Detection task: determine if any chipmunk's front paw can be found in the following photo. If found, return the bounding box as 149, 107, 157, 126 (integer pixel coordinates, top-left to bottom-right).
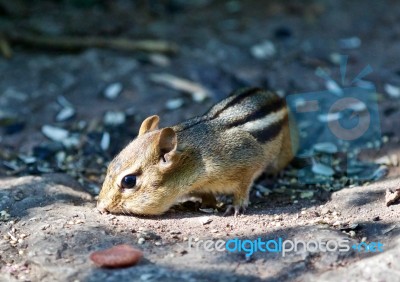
223, 204, 246, 217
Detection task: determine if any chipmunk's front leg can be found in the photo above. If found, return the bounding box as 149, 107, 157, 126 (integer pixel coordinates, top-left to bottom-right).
223, 180, 252, 217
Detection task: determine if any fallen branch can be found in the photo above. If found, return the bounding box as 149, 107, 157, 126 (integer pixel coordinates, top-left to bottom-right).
5, 32, 178, 54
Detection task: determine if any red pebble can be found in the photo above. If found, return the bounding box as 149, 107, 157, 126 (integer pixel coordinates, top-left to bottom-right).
90, 244, 143, 268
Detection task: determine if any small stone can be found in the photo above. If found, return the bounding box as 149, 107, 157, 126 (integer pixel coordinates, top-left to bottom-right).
250, 40, 276, 59
140, 274, 154, 281
104, 83, 123, 100
90, 244, 143, 268
104, 111, 126, 126
384, 83, 400, 98
166, 98, 184, 110
100, 132, 110, 151
329, 53, 342, 65
56, 107, 75, 122
42, 125, 69, 142
312, 163, 334, 176
349, 231, 356, 238
138, 238, 146, 245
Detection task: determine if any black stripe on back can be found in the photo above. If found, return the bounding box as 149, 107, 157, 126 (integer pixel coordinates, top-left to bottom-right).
175, 87, 263, 132
227, 96, 285, 128
208, 87, 263, 118
250, 115, 287, 143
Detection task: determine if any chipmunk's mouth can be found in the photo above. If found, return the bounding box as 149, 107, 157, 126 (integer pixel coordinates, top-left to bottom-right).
96, 200, 110, 214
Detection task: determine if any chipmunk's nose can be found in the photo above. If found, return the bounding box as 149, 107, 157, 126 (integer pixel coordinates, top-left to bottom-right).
96, 201, 109, 214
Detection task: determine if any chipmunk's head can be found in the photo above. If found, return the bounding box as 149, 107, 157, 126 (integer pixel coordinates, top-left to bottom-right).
97, 115, 184, 215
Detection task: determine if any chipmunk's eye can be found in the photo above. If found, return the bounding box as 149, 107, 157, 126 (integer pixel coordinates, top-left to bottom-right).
121, 175, 136, 189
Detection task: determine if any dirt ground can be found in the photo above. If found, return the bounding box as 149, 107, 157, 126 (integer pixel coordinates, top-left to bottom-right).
1, 0, 400, 281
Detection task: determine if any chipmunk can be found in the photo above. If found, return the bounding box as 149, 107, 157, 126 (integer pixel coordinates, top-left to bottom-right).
97, 87, 298, 216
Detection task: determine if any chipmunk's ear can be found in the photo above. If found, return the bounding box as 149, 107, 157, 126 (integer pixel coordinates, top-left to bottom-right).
139, 115, 160, 136
158, 128, 180, 168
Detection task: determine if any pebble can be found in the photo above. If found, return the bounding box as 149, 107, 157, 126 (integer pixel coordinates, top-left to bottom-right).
384, 83, 400, 98
329, 53, 342, 65
349, 231, 356, 238
100, 132, 110, 151
166, 98, 184, 110
104, 111, 126, 126
57, 96, 73, 108
104, 83, 123, 100
42, 125, 69, 142
138, 238, 146, 245
56, 107, 75, 122
250, 40, 276, 59
90, 244, 143, 268
312, 163, 334, 176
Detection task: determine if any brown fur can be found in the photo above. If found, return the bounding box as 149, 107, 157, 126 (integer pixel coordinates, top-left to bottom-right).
97, 88, 298, 215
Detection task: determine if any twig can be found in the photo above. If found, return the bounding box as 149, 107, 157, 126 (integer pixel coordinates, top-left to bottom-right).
150, 73, 211, 102
5, 32, 178, 54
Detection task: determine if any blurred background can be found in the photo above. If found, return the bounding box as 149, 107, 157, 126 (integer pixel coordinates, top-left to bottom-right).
0, 0, 399, 194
